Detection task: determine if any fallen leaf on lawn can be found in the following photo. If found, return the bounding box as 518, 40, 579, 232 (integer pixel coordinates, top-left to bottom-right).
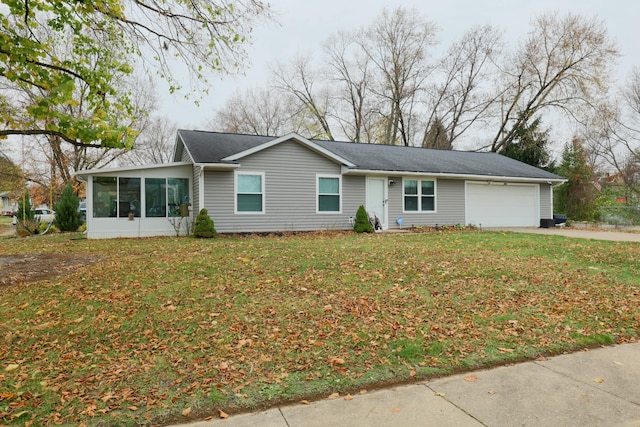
594, 378, 605, 383
328, 392, 340, 399
464, 374, 478, 382
409, 369, 416, 377
359, 389, 367, 395
5, 364, 19, 372
498, 347, 515, 353
344, 394, 353, 401
219, 409, 229, 419
74, 316, 84, 323
182, 407, 192, 417
391, 407, 401, 413
330, 357, 345, 366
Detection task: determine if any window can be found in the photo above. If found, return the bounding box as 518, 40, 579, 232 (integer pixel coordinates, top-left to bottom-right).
318, 175, 341, 213
168, 178, 190, 217
404, 179, 435, 212
145, 178, 189, 218
145, 178, 166, 217
236, 172, 264, 213
118, 178, 141, 217
95, 176, 189, 219
93, 177, 117, 217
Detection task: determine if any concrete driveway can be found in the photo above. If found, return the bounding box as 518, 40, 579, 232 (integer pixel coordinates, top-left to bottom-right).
494, 227, 640, 242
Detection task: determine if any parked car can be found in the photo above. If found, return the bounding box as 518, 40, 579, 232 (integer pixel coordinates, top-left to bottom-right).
78, 201, 86, 223
12, 209, 56, 225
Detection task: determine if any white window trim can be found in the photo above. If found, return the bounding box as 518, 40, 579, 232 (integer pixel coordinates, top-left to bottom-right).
234, 171, 265, 214
316, 174, 342, 214
402, 177, 437, 213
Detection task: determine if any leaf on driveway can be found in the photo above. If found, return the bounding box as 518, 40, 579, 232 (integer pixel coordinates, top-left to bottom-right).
594, 378, 605, 383
464, 374, 478, 382
218, 409, 229, 419
391, 407, 401, 413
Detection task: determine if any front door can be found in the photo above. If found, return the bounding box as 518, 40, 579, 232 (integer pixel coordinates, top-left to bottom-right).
366, 177, 387, 229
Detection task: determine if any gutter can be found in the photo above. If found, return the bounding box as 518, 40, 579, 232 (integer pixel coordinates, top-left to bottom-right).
341, 167, 566, 184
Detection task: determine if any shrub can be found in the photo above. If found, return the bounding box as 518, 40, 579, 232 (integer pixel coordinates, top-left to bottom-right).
353, 205, 373, 233
14, 191, 34, 223
193, 208, 216, 238
54, 182, 81, 231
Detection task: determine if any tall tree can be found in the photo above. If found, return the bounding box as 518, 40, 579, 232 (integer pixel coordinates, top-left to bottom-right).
427, 25, 502, 147
324, 31, 375, 143
272, 54, 335, 140
212, 87, 299, 137
122, 116, 178, 165
358, 7, 438, 146
0, 153, 22, 194
489, 13, 619, 153
0, 0, 270, 148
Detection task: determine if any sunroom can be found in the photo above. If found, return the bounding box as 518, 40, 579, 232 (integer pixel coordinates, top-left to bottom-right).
78, 162, 193, 239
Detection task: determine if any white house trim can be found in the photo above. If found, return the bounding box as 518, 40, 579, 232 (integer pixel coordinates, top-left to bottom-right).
342, 167, 566, 184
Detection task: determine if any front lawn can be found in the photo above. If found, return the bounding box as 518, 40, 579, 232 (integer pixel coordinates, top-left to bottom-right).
1, 230, 638, 426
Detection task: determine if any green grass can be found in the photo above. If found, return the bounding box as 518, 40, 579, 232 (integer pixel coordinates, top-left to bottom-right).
0, 230, 638, 426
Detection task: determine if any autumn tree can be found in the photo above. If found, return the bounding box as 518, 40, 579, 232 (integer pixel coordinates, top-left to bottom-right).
427, 25, 502, 146
0, 153, 22, 194
489, 13, 619, 153
121, 116, 177, 165
358, 7, 438, 146
212, 87, 301, 137
324, 32, 376, 143
1, 0, 270, 149
272, 54, 336, 140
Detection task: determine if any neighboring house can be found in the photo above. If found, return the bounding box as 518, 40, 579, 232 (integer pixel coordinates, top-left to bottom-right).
1, 191, 15, 215
78, 131, 565, 239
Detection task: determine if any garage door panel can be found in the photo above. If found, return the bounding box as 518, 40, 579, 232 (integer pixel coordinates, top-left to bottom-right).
466, 183, 537, 227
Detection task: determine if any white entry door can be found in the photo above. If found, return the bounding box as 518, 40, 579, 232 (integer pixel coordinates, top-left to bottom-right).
366, 177, 387, 229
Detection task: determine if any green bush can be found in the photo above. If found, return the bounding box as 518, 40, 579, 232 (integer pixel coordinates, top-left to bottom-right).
353, 205, 373, 233
14, 191, 34, 222
54, 182, 81, 231
193, 208, 216, 238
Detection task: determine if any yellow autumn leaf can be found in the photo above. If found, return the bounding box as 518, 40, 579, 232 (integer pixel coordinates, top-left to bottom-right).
182, 407, 192, 417
5, 364, 19, 372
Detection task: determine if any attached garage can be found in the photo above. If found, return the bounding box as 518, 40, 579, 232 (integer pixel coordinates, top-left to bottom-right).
466, 182, 539, 227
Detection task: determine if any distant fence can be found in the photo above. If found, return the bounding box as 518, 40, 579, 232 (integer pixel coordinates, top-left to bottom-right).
600, 206, 640, 226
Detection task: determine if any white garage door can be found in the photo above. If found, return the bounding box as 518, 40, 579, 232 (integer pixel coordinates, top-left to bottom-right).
466, 182, 538, 227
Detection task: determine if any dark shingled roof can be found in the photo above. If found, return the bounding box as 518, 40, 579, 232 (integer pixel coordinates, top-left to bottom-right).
177, 130, 564, 181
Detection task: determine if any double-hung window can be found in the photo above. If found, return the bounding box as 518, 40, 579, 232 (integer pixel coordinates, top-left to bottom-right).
317, 175, 341, 213
236, 172, 264, 213
403, 179, 436, 212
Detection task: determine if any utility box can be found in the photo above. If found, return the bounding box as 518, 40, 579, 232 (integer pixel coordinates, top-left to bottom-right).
540, 218, 555, 228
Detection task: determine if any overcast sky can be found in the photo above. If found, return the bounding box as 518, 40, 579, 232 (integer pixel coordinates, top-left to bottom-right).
159, 0, 640, 131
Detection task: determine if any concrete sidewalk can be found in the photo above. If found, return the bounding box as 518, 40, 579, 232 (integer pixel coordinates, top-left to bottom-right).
173, 341, 640, 427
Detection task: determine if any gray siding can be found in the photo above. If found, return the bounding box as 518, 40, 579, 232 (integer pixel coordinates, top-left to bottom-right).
387, 177, 466, 229
192, 166, 201, 214
180, 145, 191, 162
540, 183, 552, 219
203, 140, 364, 232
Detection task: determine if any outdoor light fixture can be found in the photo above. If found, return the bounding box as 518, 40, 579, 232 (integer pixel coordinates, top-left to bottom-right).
389, 179, 395, 186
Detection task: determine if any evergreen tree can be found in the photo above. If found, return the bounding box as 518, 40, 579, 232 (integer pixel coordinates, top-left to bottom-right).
422, 118, 452, 150
193, 208, 216, 238
353, 205, 373, 233
54, 182, 81, 231
501, 117, 552, 168
14, 190, 34, 222
554, 138, 597, 221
